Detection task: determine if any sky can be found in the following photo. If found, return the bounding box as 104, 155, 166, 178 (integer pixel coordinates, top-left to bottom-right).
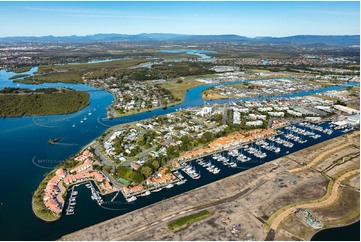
0, 1, 359, 37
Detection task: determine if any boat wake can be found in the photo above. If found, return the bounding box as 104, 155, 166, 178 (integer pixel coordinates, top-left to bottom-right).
96, 115, 113, 127
98, 204, 129, 211
53, 143, 78, 146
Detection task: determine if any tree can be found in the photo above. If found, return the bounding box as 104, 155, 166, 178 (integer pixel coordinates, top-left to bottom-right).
202, 131, 213, 142
152, 160, 160, 170
130, 171, 144, 183
103, 166, 111, 173
140, 166, 153, 178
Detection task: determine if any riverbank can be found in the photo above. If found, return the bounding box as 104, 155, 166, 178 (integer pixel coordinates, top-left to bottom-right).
0, 88, 90, 117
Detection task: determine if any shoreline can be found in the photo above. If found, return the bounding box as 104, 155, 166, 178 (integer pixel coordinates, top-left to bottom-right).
59, 131, 360, 241
306, 218, 360, 241
31, 196, 60, 222
0, 88, 91, 118
59, 156, 276, 240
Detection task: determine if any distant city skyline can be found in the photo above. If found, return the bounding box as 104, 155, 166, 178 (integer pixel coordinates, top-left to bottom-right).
0, 1, 359, 37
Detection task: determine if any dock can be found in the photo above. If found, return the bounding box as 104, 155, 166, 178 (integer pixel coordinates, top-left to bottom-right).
65, 186, 77, 216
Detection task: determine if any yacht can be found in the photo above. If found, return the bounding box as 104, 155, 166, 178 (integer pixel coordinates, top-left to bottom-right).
126, 196, 137, 202
176, 179, 187, 185
165, 183, 174, 189
140, 190, 151, 196
152, 187, 163, 192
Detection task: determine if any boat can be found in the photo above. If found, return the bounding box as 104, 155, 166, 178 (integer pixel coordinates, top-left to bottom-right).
126, 196, 137, 202
165, 183, 174, 189
176, 179, 186, 185
140, 190, 151, 196
48, 137, 62, 144
152, 188, 163, 192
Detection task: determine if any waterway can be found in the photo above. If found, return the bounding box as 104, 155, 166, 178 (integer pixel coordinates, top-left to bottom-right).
0, 64, 358, 240
159, 49, 216, 59
311, 221, 360, 241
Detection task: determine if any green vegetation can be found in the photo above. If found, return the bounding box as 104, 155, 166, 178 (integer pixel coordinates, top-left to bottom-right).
18, 58, 148, 84
17, 58, 214, 85
0, 88, 90, 117
32, 169, 60, 222
116, 166, 144, 184
9, 74, 30, 80
20, 71, 84, 84
167, 210, 213, 231
160, 74, 215, 103
312, 188, 359, 227
11, 66, 32, 73
125, 62, 214, 81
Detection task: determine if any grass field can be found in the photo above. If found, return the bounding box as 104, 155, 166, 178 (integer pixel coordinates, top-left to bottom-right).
160, 74, 216, 103
167, 210, 213, 232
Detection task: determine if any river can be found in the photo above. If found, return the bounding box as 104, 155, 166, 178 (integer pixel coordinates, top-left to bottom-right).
0, 63, 358, 240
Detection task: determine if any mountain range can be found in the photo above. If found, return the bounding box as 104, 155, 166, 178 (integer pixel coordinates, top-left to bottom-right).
0, 33, 359, 46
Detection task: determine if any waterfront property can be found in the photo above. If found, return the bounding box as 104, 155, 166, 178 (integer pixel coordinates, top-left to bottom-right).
38, 149, 115, 217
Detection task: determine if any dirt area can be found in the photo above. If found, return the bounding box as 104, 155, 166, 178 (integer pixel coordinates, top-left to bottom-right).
325, 155, 360, 177
275, 214, 315, 240
254, 170, 327, 220
316, 146, 359, 172
347, 175, 360, 189
60, 132, 359, 241
309, 188, 360, 228
287, 136, 347, 169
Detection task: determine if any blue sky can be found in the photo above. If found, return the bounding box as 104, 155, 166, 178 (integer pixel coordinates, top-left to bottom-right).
0, 1, 359, 37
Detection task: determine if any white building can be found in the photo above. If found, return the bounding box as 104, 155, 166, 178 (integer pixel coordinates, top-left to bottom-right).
246, 120, 263, 126
233, 111, 241, 124
268, 111, 285, 117
258, 107, 273, 112
200, 106, 213, 117
333, 105, 360, 115
287, 110, 302, 117
249, 113, 267, 120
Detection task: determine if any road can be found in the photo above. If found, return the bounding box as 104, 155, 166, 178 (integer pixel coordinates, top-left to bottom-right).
289, 134, 354, 173
270, 168, 360, 231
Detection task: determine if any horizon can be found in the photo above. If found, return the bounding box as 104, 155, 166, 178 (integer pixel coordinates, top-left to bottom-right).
1, 32, 360, 38
0, 1, 359, 37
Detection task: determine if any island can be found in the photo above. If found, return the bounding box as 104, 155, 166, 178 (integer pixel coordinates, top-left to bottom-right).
0, 88, 90, 117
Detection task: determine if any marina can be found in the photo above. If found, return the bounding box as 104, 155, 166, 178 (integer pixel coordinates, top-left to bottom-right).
0, 65, 358, 240
65, 187, 78, 216
111, 121, 357, 208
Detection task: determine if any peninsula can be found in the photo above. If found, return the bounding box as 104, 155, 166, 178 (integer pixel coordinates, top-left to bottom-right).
0, 88, 90, 117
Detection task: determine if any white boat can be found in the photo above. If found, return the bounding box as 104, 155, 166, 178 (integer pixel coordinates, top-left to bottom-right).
152, 188, 163, 192
165, 184, 174, 189
229, 162, 237, 168
176, 179, 186, 185
140, 190, 151, 196
126, 196, 137, 202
